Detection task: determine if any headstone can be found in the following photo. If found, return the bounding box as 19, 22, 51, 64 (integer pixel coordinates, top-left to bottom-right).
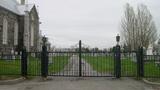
48, 53, 53, 64
146, 47, 153, 55
121, 53, 124, 60
131, 53, 137, 62
31, 53, 35, 58
11, 48, 15, 60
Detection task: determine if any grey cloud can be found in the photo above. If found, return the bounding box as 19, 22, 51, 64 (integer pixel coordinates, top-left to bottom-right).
28, 0, 160, 48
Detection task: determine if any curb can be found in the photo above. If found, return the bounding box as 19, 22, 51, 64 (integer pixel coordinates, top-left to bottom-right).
142, 78, 160, 85
0, 77, 25, 85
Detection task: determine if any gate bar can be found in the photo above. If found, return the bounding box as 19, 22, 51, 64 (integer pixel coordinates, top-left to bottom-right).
79, 40, 82, 77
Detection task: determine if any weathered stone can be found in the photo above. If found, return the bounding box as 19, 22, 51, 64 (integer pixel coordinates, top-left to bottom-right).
0, 2, 40, 54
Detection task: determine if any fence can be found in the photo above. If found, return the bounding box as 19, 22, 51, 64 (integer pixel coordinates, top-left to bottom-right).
27, 52, 41, 76
143, 55, 160, 78
120, 51, 137, 77
0, 41, 160, 78
0, 53, 21, 75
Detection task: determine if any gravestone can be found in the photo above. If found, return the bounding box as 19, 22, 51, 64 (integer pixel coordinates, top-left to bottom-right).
11, 49, 15, 60
131, 53, 137, 62
48, 53, 53, 64
31, 53, 35, 58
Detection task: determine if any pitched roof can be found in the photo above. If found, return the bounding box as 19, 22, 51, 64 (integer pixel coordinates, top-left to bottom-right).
0, 0, 35, 15
17, 4, 35, 15
0, 0, 20, 14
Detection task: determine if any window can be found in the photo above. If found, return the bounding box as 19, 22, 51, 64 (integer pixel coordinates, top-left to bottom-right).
14, 21, 18, 45
31, 23, 34, 46
2, 17, 8, 45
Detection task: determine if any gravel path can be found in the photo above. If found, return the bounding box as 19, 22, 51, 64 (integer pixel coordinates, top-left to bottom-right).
52, 55, 101, 76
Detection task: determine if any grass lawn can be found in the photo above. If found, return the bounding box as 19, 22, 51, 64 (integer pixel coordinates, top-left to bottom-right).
28, 55, 70, 75
121, 58, 137, 76
83, 55, 114, 74
0, 55, 70, 76
48, 56, 69, 74
83, 55, 160, 77
83, 55, 137, 76
27, 56, 41, 75
144, 61, 160, 78
0, 59, 21, 75
1, 54, 159, 78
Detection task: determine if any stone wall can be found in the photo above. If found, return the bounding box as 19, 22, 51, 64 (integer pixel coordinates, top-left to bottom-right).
29, 6, 39, 52
0, 7, 19, 54
0, 6, 40, 53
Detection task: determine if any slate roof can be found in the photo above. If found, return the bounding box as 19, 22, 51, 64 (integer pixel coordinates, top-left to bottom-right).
17, 4, 34, 15
0, 0, 34, 15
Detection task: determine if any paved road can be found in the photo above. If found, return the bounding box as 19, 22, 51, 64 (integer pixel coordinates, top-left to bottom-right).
0, 77, 157, 90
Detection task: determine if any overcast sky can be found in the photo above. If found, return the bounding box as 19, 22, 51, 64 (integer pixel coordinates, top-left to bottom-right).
26, 0, 160, 48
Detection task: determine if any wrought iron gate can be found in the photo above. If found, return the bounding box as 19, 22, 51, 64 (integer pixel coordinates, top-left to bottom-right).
1, 40, 160, 78
47, 40, 116, 77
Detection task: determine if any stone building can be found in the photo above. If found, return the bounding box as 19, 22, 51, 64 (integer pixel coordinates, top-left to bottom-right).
0, 0, 40, 53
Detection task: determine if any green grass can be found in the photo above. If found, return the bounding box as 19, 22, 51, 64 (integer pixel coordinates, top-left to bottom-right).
48, 56, 69, 74
0, 59, 21, 75
1, 54, 159, 78
0, 55, 70, 76
28, 55, 70, 75
83, 56, 114, 74
27, 56, 41, 75
144, 61, 160, 77
121, 58, 137, 76
83, 55, 160, 77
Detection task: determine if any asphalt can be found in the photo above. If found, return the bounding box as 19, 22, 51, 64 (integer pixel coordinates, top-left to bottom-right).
0, 77, 156, 90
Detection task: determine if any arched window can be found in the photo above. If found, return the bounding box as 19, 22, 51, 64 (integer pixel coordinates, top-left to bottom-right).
31, 23, 34, 46
2, 17, 8, 45
30, 14, 35, 47
14, 21, 18, 45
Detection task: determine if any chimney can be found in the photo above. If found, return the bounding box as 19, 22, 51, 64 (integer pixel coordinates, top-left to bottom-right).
21, 0, 25, 5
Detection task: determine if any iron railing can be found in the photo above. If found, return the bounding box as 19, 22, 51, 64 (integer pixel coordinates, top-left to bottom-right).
0, 41, 160, 79
0, 53, 21, 75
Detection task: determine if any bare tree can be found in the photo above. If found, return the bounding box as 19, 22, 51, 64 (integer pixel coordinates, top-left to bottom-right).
121, 3, 136, 51
120, 3, 157, 51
